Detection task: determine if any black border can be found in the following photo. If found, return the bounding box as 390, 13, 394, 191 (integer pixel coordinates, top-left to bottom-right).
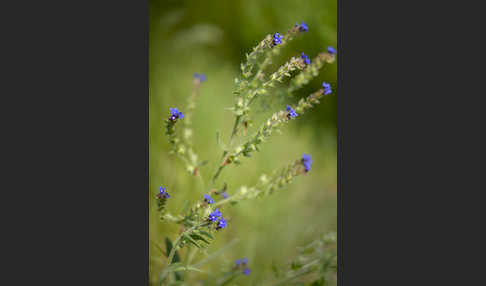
337, 0, 343, 282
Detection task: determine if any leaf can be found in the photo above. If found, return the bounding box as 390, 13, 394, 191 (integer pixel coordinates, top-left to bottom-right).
190, 233, 211, 244
160, 263, 204, 282
150, 240, 166, 256
171, 265, 204, 273
198, 230, 214, 240
165, 237, 181, 262
183, 233, 201, 248
164, 237, 173, 258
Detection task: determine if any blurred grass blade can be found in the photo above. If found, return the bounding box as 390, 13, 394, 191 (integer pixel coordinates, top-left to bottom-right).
193, 239, 239, 268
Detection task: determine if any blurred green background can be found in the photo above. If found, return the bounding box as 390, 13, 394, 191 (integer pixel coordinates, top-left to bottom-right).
150, 0, 337, 284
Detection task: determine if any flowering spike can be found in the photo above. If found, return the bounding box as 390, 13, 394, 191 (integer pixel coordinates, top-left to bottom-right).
288, 52, 336, 95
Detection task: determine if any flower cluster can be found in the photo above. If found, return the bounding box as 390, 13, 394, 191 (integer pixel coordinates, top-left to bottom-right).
273, 33, 283, 45
169, 107, 185, 121
157, 186, 170, 199
193, 73, 207, 82
302, 154, 313, 172
286, 104, 298, 119
322, 82, 332, 95
328, 46, 337, 55
301, 52, 311, 65
156, 186, 170, 212
208, 208, 222, 222
298, 21, 309, 32
216, 217, 227, 229
204, 194, 214, 204
235, 258, 251, 275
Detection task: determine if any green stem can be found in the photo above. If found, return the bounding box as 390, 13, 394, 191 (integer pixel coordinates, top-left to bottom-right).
166, 225, 198, 266
209, 113, 242, 188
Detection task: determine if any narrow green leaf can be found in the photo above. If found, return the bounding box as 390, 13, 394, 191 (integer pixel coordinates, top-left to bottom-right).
190, 233, 211, 244
183, 234, 201, 248
198, 230, 214, 240
171, 265, 204, 273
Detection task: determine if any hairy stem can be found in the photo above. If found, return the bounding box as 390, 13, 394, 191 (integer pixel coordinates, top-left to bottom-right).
209, 113, 241, 188
166, 225, 198, 266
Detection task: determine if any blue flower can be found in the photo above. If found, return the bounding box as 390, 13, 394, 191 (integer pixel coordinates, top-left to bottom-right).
273, 33, 283, 45
216, 217, 227, 229
286, 104, 298, 119
204, 194, 214, 204
235, 257, 248, 265
222, 192, 229, 199
242, 268, 251, 275
302, 154, 313, 172
169, 107, 185, 121
208, 208, 222, 222
193, 73, 207, 82
158, 186, 170, 199
328, 46, 337, 55
322, 82, 332, 95
301, 52, 310, 65
298, 21, 308, 32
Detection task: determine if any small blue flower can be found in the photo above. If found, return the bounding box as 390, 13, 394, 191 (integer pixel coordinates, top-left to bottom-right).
222, 192, 229, 199
216, 217, 227, 229
193, 73, 207, 82
158, 186, 170, 199
286, 104, 298, 119
235, 259, 242, 266
328, 46, 337, 55
242, 268, 251, 275
300, 52, 310, 65
208, 208, 222, 222
204, 194, 214, 204
302, 154, 313, 172
298, 21, 308, 32
241, 257, 248, 264
273, 33, 283, 45
322, 82, 332, 95
169, 107, 185, 121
